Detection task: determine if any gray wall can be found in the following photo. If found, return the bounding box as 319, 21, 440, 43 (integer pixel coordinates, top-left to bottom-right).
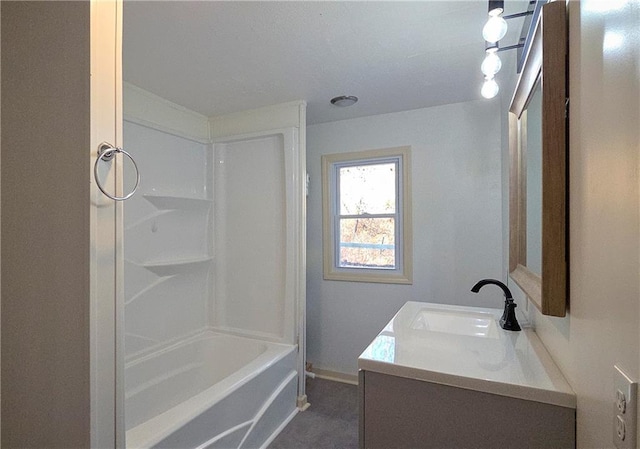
1, 2, 91, 447
306, 99, 504, 375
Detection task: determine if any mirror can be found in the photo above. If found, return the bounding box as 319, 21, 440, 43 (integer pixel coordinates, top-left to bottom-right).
509, 1, 568, 317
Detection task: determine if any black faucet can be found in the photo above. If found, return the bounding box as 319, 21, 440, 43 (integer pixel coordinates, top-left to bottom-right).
471, 279, 521, 332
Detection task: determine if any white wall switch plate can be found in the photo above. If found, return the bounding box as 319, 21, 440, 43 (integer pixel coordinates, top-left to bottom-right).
613, 365, 637, 449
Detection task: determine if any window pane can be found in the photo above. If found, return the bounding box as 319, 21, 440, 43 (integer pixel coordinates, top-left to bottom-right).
339, 163, 396, 215
339, 218, 395, 269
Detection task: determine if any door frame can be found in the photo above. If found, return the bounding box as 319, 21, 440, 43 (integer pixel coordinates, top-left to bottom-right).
90, 0, 124, 446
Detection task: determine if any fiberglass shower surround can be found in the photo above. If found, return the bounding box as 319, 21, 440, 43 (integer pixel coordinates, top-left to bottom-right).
121, 87, 304, 448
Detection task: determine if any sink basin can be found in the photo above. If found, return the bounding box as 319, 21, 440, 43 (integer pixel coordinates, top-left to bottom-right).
410, 307, 499, 338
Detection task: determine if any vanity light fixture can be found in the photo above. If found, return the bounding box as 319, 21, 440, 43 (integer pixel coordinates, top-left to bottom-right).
479, 0, 534, 100
330, 95, 358, 107
488, 0, 504, 16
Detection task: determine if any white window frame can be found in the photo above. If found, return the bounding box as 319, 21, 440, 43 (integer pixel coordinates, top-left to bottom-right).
322, 146, 412, 284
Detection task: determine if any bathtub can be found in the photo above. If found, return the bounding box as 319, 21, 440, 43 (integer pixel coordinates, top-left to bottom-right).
126, 331, 298, 448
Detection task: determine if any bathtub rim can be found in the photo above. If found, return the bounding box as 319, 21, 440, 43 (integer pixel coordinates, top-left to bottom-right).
125, 328, 268, 369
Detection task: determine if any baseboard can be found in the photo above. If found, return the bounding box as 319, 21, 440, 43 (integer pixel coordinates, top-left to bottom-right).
312, 368, 359, 385
259, 408, 298, 449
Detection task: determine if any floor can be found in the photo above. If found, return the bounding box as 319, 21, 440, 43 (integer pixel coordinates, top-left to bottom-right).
269, 377, 359, 449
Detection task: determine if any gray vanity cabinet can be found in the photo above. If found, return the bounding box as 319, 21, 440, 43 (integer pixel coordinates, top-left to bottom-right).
359, 370, 575, 449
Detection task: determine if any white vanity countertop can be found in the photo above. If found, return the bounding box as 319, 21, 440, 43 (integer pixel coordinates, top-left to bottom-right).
358, 301, 576, 409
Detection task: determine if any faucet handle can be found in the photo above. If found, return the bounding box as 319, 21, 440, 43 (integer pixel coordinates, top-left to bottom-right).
500, 300, 521, 331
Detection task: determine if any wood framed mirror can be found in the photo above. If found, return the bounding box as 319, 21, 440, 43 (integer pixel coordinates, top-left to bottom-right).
509, 1, 568, 317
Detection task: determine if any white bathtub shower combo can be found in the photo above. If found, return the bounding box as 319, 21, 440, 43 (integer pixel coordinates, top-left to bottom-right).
122, 85, 306, 448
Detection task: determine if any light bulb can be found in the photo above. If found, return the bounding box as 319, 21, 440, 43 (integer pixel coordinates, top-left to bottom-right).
481, 78, 499, 99
481, 52, 502, 76
482, 16, 508, 43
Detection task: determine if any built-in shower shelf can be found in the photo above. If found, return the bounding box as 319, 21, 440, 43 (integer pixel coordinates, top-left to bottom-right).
142, 256, 213, 276
143, 194, 213, 210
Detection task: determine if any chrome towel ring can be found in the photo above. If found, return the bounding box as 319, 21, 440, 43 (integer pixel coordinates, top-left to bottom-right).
94, 142, 140, 201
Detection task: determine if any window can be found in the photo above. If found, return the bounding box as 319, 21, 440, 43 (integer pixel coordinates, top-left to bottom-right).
322, 146, 412, 284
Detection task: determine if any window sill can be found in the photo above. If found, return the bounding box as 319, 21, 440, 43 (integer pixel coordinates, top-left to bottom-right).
323, 269, 412, 285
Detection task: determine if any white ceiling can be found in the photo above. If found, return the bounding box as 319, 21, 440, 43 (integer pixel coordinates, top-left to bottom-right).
123, 1, 527, 125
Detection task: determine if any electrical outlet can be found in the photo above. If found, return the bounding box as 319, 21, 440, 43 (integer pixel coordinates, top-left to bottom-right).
616, 415, 625, 441
613, 365, 637, 449
616, 389, 627, 414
